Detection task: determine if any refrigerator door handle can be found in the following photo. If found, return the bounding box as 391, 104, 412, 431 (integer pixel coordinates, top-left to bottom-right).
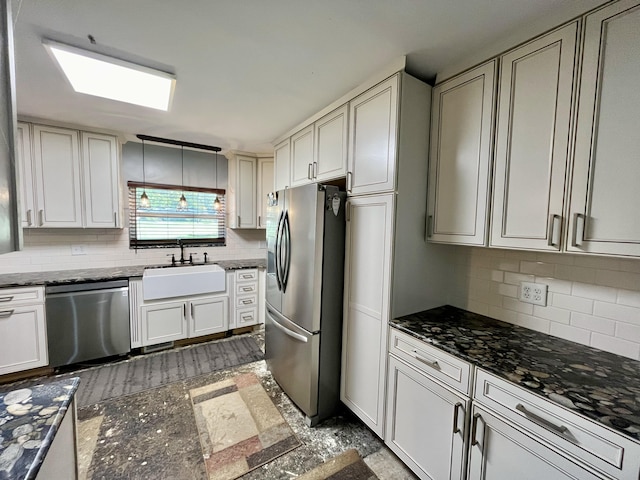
267, 308, 308, 343
281, 210, 291, 293
275, 210, 285, 290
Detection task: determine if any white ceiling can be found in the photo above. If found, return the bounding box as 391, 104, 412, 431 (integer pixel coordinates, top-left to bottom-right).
11, 0, 605, 153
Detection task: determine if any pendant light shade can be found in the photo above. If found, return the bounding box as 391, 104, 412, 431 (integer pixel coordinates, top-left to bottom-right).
178, 146, 188, 210
213, 150, 222, 211
139, 138, 150, 209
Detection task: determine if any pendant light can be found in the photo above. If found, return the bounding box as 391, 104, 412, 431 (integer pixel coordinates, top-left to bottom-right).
213, 149, 222, 211
139, 138, 150, 209
178, 145, 188, 210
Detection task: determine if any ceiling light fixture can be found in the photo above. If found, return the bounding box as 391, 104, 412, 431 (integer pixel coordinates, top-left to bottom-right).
213, 150, 222, 211
139, 139, 150, 209
178, 146, 188, 210
43, 39, 176, 111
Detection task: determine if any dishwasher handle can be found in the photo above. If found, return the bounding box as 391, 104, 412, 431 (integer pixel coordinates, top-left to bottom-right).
46, 279, 129, 295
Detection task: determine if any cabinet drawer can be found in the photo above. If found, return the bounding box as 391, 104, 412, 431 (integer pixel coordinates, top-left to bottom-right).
389, 328, 472, 395
474, 369, 640, 479
235, 269, 257, 282
0, 286, 44, 306
236, 294, 257, 308
236, 283, 257, 295
236, 307, 258, 327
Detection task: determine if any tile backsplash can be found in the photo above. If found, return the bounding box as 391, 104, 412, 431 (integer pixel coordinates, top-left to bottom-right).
448, 247, 640, 360
0, 227, 266, 274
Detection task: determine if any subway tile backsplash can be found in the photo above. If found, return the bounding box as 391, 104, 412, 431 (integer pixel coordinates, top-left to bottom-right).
0, 227, 266, 274
449, 246, 640, 360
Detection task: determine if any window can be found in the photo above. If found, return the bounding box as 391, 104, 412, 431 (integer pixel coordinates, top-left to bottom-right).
128, 182, 225, 248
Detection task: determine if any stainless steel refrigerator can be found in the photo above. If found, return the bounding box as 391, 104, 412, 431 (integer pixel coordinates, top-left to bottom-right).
265, 183, 347, 426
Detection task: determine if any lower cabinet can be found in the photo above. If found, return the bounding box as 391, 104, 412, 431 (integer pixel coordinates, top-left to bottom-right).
385, 330, 640, 480
129, 269, 263, 349
0, 286, 48, 375
467, 405, 601, 480
140, 301, 189, 346
386, 356, 468, 480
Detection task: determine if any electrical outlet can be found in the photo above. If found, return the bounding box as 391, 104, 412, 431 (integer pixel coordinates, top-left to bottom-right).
520, 282, 548, 306
71, 245, 87, 255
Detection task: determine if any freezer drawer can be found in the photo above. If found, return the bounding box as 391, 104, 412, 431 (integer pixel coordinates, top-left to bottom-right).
265, 305, 319, 421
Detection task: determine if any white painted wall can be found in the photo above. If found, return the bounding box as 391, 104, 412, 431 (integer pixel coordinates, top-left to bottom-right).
448, 246, 640, 361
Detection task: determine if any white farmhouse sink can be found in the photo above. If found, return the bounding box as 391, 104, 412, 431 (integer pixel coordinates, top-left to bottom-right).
142, 264, 226, 300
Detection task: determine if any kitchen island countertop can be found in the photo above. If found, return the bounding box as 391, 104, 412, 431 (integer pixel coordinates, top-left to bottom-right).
0, 377, 80, 480
0, 258, 266, 288
390, 305, 640, 442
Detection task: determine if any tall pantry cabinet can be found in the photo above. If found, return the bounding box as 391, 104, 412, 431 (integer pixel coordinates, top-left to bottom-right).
341, 72, 451, 437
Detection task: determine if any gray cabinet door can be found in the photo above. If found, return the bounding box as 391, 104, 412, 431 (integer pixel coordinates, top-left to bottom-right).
568, 0, 640, 256
427, 61, 496, 246
491, 22, 578, 251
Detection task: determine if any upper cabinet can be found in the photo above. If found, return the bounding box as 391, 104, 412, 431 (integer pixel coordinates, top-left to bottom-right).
273, 139, 290, 191
427, 61, 496, 246
81, 132, 120, 228
19, 122, 121, 229
32, 124, 83, 228
16, 123, 35, 228
314, 104, 348, 183
347, 76, 398, 196
567, 0, 640, 256
277, 103, 349, 190
257, 157, 274, 229
290, 124, 314, 187
227, 152, 273, 229
490, 22, 578, 251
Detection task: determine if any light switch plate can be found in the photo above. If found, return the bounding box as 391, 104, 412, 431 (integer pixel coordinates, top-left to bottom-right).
520, 282, 548, 306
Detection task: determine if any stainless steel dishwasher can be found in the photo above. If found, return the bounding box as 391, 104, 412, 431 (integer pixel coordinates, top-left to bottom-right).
45, 280, 131, 367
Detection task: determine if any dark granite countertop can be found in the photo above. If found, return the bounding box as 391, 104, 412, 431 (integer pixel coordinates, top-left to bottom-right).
390, 305, 640, 442
0, 377, 80, 480
0, 258, 266, 288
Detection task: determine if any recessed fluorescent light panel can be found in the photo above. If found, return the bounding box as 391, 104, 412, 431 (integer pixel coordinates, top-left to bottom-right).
43, 40, 175, 111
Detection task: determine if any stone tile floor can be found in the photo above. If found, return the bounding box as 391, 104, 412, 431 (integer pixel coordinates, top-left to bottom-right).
74, 331, 417, 480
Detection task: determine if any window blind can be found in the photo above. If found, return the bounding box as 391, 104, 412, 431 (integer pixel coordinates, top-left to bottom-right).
128, 182, 226, 248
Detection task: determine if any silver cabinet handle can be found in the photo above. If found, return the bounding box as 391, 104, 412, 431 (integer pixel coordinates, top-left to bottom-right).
114, 211, 118, 227
313, 162, 317, 179
347, 171, 353, 193
258, 216, 261, 227
515, 404, 569, 436
26, 209, 32, 226
241, 299, 253, 304
453, 402, 463, 434
237, 215, 241, 227
413, 349, 440, 370
346, 201, 351, 222
183, 304, 187, 319
308, 163, 313, 180
571, 213, 585, 247
0, 309, 15, 318
242, 286, 253, 292
427, 215, 433, 238
242, 313, 253, 321
190, 303, 194, 318
0, 296, 14, 302
241, 273, 253, 279
39, 209, 44, 226
471, 413, 481, 446
547, 214, 561, 247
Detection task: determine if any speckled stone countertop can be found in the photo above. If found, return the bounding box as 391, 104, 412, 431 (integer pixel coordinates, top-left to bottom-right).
0, 377, 80, 480
0, 258, 266, 288
390, 305, 640, 442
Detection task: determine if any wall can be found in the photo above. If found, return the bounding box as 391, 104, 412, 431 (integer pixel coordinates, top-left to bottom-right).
448, 246, 640, 360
